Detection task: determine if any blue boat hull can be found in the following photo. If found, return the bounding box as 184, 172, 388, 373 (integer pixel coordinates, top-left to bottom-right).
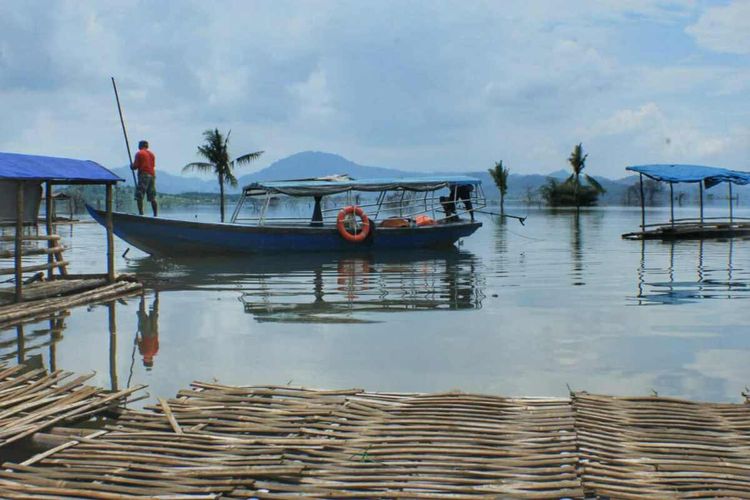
88, 207, 482, 256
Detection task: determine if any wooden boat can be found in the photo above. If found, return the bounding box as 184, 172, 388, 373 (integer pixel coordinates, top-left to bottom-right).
89, 176, 485, 256
622, 164, 750, 240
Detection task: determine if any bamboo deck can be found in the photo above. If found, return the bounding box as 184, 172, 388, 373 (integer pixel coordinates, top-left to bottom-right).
622, 221, 750, 240
0, 279, 142, 329
0, 378, 748, 499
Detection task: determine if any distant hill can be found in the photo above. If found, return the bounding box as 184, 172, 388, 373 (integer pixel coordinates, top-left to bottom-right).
238, 151, 410, 184
115, 151, 748, 206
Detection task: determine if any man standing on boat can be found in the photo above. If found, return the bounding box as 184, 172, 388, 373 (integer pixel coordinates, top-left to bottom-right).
131, 140, 158, 216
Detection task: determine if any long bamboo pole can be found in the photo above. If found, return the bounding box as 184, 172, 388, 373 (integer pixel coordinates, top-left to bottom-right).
111, 77, 137, 187
699, 181, 704, 224
15, 181, 24, 302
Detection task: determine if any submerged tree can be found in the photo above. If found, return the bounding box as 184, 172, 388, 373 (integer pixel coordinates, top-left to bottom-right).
488, 160, 510, 213
542, 143, 605, 208
183, 129, 264, 222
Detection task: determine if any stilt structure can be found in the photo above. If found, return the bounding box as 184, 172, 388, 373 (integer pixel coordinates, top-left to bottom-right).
623, 163, 750, 240
0, 152, 142, 324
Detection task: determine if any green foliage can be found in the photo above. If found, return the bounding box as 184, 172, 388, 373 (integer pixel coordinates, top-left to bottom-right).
540, 178, 602, 207
183, 129, 263, 221
488, 160, 510, 211
488, 160, 509, 197
542, 143, 605, 207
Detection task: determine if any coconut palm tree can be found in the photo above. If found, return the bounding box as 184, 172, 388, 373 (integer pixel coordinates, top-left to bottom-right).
565, 143, 604, 209
183, 129, 264, 222
488, 160, 510, 213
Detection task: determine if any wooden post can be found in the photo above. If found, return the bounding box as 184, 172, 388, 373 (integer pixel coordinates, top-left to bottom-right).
108, 302, 118, 391
16, 324, 25, 364
639, 174, 645, 230
729, 183, 734, 223
669, 182, 674, 227
45, 182, 54, 280
699, 181, 704, 224
106, 184, 115, 283
15, 181, 24, 303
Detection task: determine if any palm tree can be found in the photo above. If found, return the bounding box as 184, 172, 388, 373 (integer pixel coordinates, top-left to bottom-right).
183, 129, 264, 222
566, 143, 604, 209
488, 160, 510, 213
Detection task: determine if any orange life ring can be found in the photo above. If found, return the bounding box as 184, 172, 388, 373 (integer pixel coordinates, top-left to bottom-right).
336, 206, 371, 243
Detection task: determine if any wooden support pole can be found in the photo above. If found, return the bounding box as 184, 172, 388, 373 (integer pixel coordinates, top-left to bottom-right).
669, 182, 674, 227
108, 302, 118, 392
15, 181, 24, 302
729, 183, 734, 223
699, 181, 704, 224
16, 324, 24, 364
45, 182, 54, 280
105, 184, 115, 283
639, 174, 645, 230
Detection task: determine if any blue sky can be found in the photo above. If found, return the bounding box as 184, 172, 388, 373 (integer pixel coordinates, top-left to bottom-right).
1, 0, 748, 177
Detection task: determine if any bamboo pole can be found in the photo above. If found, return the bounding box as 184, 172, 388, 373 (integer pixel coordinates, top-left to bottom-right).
699, 181, 704, 224
638, 174, 645, 230
106, 184, 115, 283
729, 183, 734, 223
45, 182, 54, 280
108, 302, 118, 392
669, 182, 674, 227
15, 182, 24, 302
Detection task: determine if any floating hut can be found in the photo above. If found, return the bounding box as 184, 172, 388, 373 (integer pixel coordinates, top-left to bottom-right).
622, 164, 750, 240
0, 152, 141, 324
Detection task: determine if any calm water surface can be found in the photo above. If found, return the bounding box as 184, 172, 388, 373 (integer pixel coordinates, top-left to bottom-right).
2, 205, 749, 403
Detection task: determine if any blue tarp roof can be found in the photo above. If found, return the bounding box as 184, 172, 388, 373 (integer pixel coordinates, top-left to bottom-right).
244, 175, 481, 196
627, 164, 750, 188
0, 152, 122, 183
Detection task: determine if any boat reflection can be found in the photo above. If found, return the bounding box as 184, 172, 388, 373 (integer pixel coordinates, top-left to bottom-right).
634, 239, 749, 305
129, 250, 485, 324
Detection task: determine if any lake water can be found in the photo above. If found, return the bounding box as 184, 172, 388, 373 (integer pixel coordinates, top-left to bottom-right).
2, 204, 749, 404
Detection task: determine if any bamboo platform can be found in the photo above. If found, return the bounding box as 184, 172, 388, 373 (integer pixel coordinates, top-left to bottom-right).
0, 365, 142, 449
0, 380, 749, 498
0, 279, 142, 329
622, 221, 750, 240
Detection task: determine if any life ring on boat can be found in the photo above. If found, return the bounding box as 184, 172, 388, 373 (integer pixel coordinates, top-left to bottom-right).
336, 206, 371, 243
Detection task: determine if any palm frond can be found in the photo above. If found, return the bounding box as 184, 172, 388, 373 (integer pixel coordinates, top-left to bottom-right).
564, 174, 575, 185
235, 151, 264, 165
585, 174, 606, 193
225, 171, 238, 188
182, 162, 213, 173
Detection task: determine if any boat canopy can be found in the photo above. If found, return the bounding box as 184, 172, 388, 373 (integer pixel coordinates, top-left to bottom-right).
0, 152, 122, 184
627, 164, 750, 189
242, 175, 482, 197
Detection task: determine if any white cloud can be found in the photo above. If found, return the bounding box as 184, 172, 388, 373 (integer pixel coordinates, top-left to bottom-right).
686, 1, 750, 54
595, 102, 663, 135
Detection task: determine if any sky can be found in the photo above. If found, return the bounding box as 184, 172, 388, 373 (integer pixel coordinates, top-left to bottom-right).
1, 0, 749, 178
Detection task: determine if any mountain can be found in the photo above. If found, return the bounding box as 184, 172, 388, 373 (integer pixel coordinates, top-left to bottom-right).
116, 151, 748, 205
236, 151, 410, 184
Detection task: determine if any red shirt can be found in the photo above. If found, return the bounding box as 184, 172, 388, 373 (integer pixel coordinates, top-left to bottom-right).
133, 149, 156, 176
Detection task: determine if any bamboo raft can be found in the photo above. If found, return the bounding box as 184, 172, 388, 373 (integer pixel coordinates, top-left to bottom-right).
0, 377, 749, 499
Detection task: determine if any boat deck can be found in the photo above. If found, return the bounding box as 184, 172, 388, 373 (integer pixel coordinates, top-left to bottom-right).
1, 369, 749, 498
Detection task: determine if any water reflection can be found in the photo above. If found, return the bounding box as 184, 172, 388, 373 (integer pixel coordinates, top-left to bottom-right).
136, 293, 159, 368
128, 250, 484, 324
635, 239, 750, 305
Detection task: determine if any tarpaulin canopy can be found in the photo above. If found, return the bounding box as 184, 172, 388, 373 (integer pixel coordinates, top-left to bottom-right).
626, 164, 750, 189
0, 152, 122, 184
243, 175, 482, 197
